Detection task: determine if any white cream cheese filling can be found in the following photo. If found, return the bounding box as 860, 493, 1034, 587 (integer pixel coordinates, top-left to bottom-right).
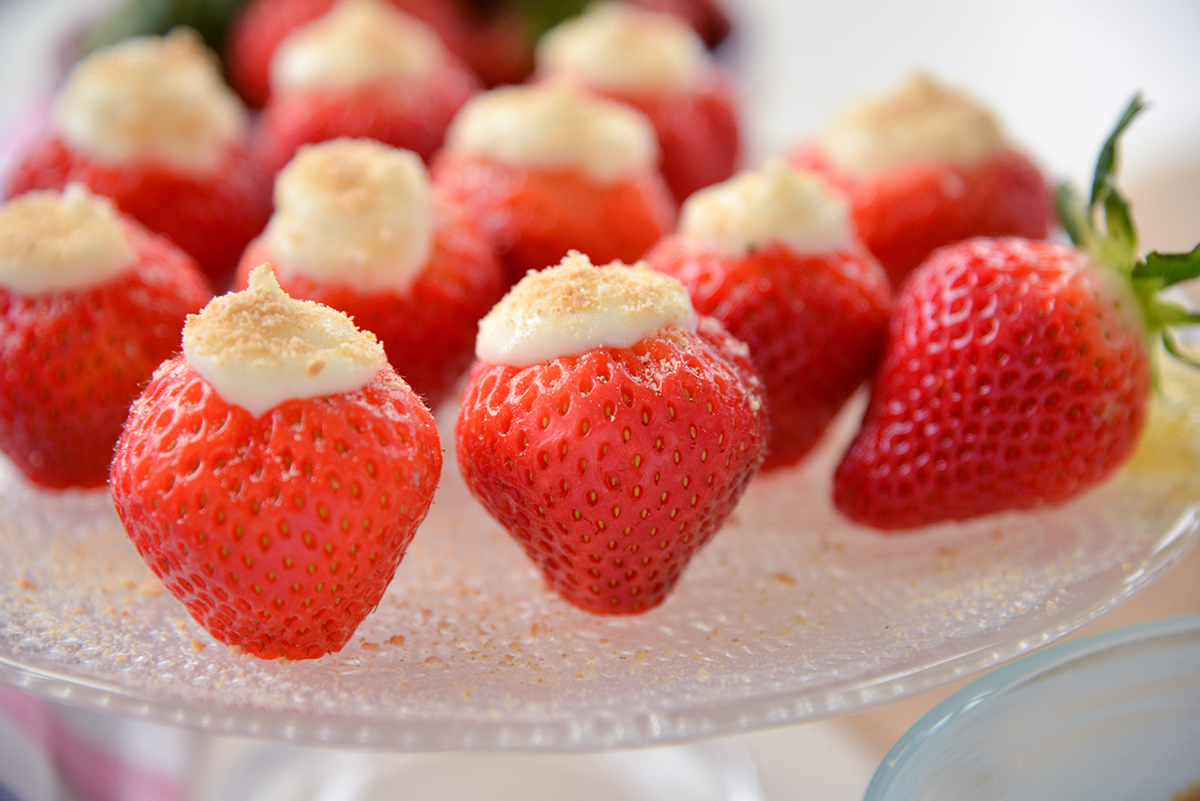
821, 72, 1006, 175
537, 3, 711, 93
443, 80, 659, 183
53, 29, 248, 175
476, 251, 698, 367
679, 161, 853, 257
265, 138, 433, 293
182, 265, 387, 417
0, 185, 138, 295
270, 0, 444, 91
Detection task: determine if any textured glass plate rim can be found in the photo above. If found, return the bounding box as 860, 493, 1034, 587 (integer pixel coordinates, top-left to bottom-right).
0, 395, 1198, 753
863, 611, 1200, 799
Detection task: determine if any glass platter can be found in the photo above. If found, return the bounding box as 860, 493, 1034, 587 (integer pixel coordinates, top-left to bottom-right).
1, 397, 1197, 752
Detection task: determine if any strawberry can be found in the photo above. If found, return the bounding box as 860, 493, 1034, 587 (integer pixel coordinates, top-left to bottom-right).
644, 162, 892, 470
534, 3, 741, 204
456, 253, 768, 613
254, 0, 482, 174
5, 31, 272, 290
0, 186, 211, 490
110, 266, 442, 659
833, 96, 1200, 530
234, 138, 506, 410
224, 0, 532, 108
786, 73, 1053, 288
431, 81, 677, 286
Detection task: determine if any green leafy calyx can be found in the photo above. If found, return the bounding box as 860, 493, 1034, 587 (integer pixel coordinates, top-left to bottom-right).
1057, 94, 1200, 369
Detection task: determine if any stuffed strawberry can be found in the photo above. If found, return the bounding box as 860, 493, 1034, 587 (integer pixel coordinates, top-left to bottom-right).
6, 30, 272, 289
786, 72, 1053, 288
111, 265, 442, 659
645, 161, 892, 470
432, 80, 677, 286
833, 96, 1200, 530
535, 3, 740, 204
456, 252, 769, 613
234, 137, 506, 409
254, 0, 481, 173
0, 185, 211, 490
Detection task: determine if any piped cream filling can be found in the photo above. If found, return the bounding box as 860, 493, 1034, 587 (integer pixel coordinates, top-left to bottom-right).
537, 3, 710, 93
270, 0, 443, 91
265, 138, 433, 293
822, 72, 1005, 175
443, 80, 659, 183
476, 251, 698, 367
182, 265, 387, 417
679, 161, 853, 257
0, 185, 138, 295
53, 29, 247, 174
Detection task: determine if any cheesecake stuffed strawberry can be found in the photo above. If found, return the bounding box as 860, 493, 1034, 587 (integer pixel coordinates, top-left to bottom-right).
111, 265, 442, 659
432, 80, 677, 286
255, 0, 481, 174
456, 252, 768, 614
235, 138, 506, 409
0, 185, 211, 490
645, 161, 891, 469
787, 72, 1053, 287
535, 3, 740, 204
833, 96, 1200, 530
6, 30, 272, 288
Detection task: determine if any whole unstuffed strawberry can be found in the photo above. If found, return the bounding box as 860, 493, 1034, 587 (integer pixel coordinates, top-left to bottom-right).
786, 72, 1053, 288
235, 138, 506, 409
535, 3, 741, 204
431, 80, 677, 286
645, 161, 892, 470
6, 30, 272, 289
254, 0, 482, 174
111, 265, 442, 659
456, 252, 768, 614
0, 185, 211, 490
833, 96, 1200, 530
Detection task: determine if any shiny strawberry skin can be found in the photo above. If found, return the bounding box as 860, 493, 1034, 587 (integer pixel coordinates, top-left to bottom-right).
833, 237, 1152, 530
456, 318, 768, 614
235, 198, 506, 410
0, 222, 211, 489
256, 67, 481, 173
595, 76, 740, 205
788, 144, 1053, 287
645, 237, 891, 470
431, 153, 677, 285
111, 357, 443, 659
7, 136, 272, 289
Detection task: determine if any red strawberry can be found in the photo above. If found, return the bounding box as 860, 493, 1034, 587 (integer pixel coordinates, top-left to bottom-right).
786, 73, 1052, 288
6, 31, 272, 288
0, 187, 211, 490
110, 266, 442, 659
254, 0, 482, 173
234, 138, 506, 409
9, 136, 272, 289
833, 96, 1200, 530
534, 4, 741, 204
431, 82, 677, 286
644, 165, 892, 470
456, 254, 768, 613
224, 0, 529, 108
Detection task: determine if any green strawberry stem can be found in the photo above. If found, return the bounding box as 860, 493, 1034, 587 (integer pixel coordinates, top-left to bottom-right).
1056, 93, 1200, 372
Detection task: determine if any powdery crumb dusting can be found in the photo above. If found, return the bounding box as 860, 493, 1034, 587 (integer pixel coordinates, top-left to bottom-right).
823, 71, 1005, 174
475, 251, 698, 367
0, 185, 137, 295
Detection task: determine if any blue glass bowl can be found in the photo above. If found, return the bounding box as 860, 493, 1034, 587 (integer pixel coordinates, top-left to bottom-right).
865, 613, 1200, 801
